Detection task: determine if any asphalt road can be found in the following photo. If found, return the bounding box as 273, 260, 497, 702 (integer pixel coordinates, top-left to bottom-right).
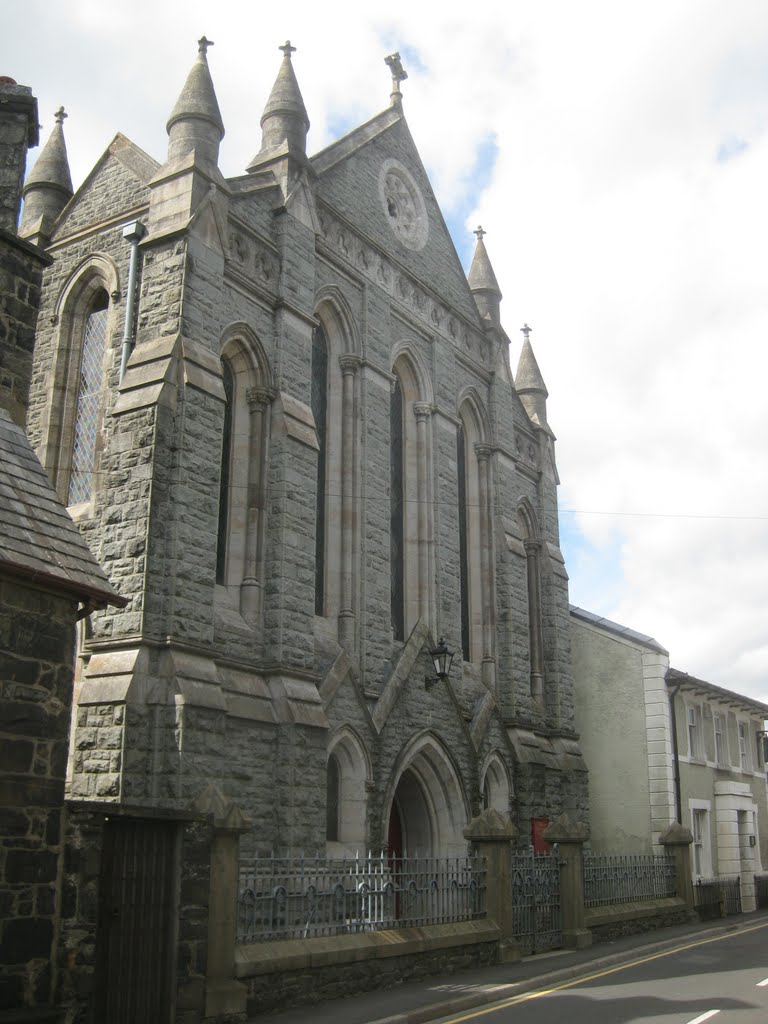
429, 920, 768, 1024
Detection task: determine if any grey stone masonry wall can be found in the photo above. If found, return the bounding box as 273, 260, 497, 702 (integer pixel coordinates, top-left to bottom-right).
0, 79, 49, 427
0, 81, 37, 234
242, 935, 498, 1015
22, 45, 590, 878
0, 228, 49, 427
56, 807, 215, 1024
56, 149, 151, 239
0, 577, 76, 1014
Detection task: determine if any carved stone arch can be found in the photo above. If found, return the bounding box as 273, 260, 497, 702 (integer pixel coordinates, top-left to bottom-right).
457, 386, 489, 444
219, 321, 272, 387
383, 730, 470, 857
45, 253, 121, 501
391, 343, 433, 406
54, 252, 121, 321
479, 749, 513, 815
327, 724, 372, 853
516, 496, 540, 542
314, 285, 362, 356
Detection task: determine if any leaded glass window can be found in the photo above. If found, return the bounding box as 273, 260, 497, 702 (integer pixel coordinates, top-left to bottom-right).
390, 376, 404, 640
68, 290, 109, 505
312, 326, 328, 614
326, 753, 340, 842
216, 360, 235, 583
457, 423, 470, 661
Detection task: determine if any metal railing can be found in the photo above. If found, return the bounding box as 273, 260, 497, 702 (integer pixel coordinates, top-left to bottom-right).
237, 852, 486, 943
510, 849, 562, 954
755, 874, 768, 909
583, 853, 677, 908
693, 876, 742, 919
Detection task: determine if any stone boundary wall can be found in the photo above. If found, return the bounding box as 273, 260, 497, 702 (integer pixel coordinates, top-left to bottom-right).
57, 803, 213, 1024
0, 580, 76, 1014
586, 896, 696, 942
236, 921, 500, 1014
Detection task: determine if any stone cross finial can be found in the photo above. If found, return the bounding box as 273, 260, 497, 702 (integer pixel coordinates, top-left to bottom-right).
521, 323, 532, 340
198, 36, 214, 56
385, 52, 408, 102
54, 106, 67, 125
474, 225, 486, 241
280, 40, 297, 58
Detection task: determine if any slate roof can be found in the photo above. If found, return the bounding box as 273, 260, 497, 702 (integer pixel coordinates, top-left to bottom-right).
0, 409, 125, 607
666, 668, 768, 717
569, 604, 669, 655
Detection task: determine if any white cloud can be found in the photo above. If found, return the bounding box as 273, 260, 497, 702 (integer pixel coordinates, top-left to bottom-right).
8, 0, 768, 702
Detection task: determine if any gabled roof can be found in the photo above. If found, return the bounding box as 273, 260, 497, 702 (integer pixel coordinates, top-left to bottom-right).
0, 410, 125, 607
666, 668, 768, 717
52, 134, 159, 241
570, 604, 668, 655
311, 106, 481, 327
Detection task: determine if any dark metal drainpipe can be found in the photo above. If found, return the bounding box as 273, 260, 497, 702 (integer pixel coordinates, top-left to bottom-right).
668, 677, 683, 824
119, 220, 147, 383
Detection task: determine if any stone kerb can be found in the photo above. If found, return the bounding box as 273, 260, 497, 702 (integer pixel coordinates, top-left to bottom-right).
659, 821, 695, 912
464, 808, 520, 962
542, 812, 592, 949
192, 785, 251, 1021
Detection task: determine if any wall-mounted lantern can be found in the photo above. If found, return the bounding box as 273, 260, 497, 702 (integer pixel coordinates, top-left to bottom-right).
425, 637, 454, 691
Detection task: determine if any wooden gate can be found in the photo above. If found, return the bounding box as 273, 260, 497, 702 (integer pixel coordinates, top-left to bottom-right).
94, 816, 180, 1023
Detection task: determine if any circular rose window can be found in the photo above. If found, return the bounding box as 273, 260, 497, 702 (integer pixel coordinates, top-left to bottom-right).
378, 158, 428, 251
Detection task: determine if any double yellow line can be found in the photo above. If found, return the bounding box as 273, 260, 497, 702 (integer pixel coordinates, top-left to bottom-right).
435, 920, 768, 1024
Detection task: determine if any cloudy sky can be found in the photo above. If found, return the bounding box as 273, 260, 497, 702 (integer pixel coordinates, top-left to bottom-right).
7, 0, 768, 702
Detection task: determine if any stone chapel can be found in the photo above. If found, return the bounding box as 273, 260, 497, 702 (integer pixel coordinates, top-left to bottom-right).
21, 39, 588, 856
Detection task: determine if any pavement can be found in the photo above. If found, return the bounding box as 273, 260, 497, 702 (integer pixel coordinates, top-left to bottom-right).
248, 909, 768, 1024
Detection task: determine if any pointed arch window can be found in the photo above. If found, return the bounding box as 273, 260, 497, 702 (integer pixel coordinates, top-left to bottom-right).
456, 398, 491, 665
312, 325, 329, 615
326, 752, 340, 842
518, 503, 545, 703
67, 289, 109, 505
215, 332, 272, 626
216, 360, 235, 583
390, 375, 405, 640
457, 423, 470, 661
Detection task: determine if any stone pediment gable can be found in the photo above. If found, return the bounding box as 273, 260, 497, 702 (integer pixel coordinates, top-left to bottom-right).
317, 204, 489, 368
318, 646, 377, 734
371, 620, 429, 733
313, 115, 481, 327
53, 134, 157, 241
311, 106, 402, 176
371, 622, 475, 749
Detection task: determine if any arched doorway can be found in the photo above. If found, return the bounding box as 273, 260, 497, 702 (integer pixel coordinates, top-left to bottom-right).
384, 733, 469, 858
387, 769, 433, 857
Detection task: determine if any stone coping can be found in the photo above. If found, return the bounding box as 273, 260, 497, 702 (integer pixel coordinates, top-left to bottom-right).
235, 920, 500, 977
586, 896, 690, 928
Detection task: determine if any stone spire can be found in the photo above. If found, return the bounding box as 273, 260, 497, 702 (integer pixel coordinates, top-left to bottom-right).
249, 40, 309, 168
468, 226, 502, 324
515, 323, 548, 426
166, 36, 225, 165
19, 106, 73, 246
